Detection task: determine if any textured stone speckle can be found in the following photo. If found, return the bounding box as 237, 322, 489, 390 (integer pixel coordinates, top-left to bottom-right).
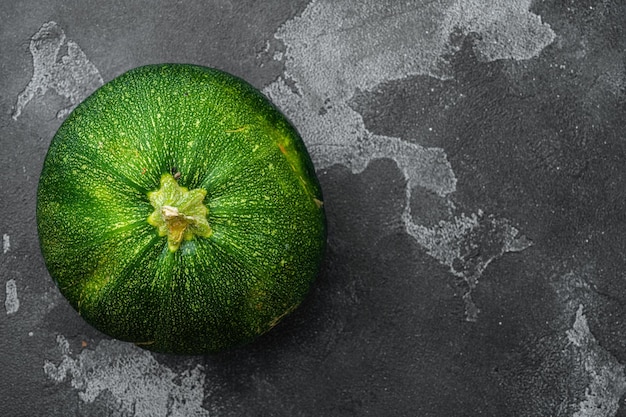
5, 279, 19, 315
567, 305, 626, 417
2, 234, 10, 254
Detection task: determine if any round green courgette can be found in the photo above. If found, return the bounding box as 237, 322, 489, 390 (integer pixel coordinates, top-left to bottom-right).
37, 64, 326, 354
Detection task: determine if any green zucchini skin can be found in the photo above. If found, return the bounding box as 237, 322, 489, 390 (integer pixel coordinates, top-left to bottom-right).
37, 64, 326, 354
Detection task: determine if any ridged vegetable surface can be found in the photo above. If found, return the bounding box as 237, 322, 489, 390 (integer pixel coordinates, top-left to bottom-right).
37, 64, 326, 354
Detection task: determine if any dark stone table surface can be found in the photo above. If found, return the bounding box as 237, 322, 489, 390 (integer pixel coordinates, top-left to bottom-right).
2, 1, 626, 416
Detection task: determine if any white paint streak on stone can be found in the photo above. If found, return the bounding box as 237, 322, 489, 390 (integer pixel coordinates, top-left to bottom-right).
404, 208, 532, 320
5, 279, 19, 315
44, 335, 213, 416
12, 21, 103, 120
567, 305, 626, 417
445, 0, 556, 62
271, 0, 556, 100
3, 234, 10, 254
266, 0, 544, 319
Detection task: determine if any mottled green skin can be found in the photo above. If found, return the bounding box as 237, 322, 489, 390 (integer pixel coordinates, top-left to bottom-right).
37, 64, 326, 354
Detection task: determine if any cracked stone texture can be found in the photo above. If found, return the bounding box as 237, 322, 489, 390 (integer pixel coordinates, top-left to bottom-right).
2, 1, 626, 416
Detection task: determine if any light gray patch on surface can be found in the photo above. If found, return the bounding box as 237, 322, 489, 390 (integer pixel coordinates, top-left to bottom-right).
12, 21, 103, 120
404, 208, 532, 320
272, 0, 556, 100
3, 234, 10, 254
446, 0, 556, 62
266, 0, 544, 319
567, 305, 626, 417
5, 279, 19, 315
551, 267, 626, 417
44, 335, 214, 417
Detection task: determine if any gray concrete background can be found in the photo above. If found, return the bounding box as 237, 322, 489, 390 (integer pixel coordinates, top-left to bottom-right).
2, 1, 626, 416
